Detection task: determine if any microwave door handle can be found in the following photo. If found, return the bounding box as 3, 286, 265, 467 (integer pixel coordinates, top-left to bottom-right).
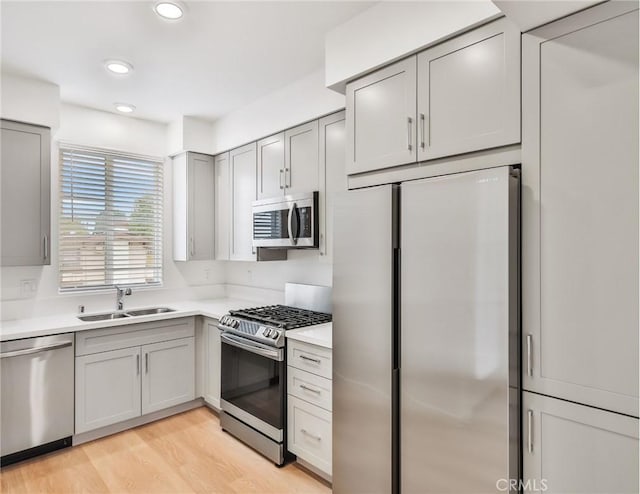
288, 202, 298, 245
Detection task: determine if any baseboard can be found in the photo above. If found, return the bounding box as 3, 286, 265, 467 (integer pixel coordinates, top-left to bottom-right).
295, 457, 332, 484
72, 398, 204, 446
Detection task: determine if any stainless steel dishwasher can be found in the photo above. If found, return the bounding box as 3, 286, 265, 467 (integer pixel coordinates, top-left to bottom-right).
1, 333, 74, 466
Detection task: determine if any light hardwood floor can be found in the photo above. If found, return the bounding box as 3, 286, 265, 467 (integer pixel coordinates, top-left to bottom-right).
0, 407, 331, 494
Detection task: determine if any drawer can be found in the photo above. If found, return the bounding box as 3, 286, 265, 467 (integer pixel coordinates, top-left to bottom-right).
287, 395, 332, 475
76, 317, 195, 356
287, 340, 332, 379
288, 366, 332, 411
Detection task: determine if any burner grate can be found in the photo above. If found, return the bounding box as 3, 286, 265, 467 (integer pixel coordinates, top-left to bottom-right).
229, 305, 332, 330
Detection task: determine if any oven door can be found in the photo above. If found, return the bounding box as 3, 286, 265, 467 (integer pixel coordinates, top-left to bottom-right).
220, 332, 285, 442
252, 192, 318, 248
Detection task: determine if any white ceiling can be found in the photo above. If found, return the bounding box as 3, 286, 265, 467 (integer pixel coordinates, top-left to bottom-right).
1, 1, 371, 123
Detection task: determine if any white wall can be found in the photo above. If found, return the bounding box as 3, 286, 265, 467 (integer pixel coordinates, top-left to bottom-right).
0, 73, 60, 129
211, 68, 345, 153
325, 1, 501, 91
167, 116, 215, 156
1, 103, 225, 320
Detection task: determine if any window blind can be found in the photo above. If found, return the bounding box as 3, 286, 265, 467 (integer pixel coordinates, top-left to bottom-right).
59, 147, 163, 291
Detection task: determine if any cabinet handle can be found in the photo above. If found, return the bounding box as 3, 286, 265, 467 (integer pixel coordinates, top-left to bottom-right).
43, 234, 48, 261
145, 353, 149, 374
300, 384, 321, 394
285, 167, 290, 188
279, 169, 284, 189
136, 354, 140, 375
527, 409, 533, 453
299, 354, 321, 364
527, 334, 533, 377
420, 113, 426, 149
407, 117, 413, 151
301, 428, 322, 441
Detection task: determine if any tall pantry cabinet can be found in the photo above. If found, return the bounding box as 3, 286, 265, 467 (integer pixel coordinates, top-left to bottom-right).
521, 2, 639, 491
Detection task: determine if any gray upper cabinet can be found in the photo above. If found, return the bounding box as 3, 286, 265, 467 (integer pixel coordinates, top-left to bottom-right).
416, 17, 520, 161
318, 111, 346, 260
522, 3, 639, 417
214, 152, 230, 261
284, 120, 319, 195
523, 391, 639, 494
1, 119, 51, 266
257, 132, 285, 200
346, 57, 417, 175
229, 142, 257, 261
173, 152, 215, 261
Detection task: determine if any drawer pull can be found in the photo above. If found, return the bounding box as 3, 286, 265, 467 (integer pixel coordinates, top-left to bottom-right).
299, 354, 321, 364
300, 384, 321, 394
301, 428, 322, 441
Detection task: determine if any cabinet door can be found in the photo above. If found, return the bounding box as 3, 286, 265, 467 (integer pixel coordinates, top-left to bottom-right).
75, 347, 141, 434
204, 319, 221, 409
318, 111, 346, 260
284, 120, 318, 195
346, 57, 417, 175
522, 3, 639, 417
257, 133, 285, 200
288, 395, 332, 476
214, 152, 230, 260
417, 18, 520, 162
523, 391, 639, 494
141, 337, 195, 415
229, 142, 257, 261
1, 120, 50, 266
188, 152, 215, 260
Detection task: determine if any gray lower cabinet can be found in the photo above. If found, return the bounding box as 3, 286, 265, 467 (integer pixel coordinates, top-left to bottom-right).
416, 17, 520, 161
346, 57, 417, 175
75, 318, 195, 434
203, 318, 221, 409
318, 111, 346, 260
75, 346, 142, 433
287, 339, 332, 477
522, 2, 639, 417
229, 142, 257, 261
173, 151, 215, 261
1, 119, 51, 266
523, 391, 639, 494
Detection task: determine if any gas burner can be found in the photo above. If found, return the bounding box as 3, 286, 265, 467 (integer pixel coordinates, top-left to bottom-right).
229, 305, 332, 330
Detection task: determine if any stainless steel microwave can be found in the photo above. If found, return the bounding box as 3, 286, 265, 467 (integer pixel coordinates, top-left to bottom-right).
252, 192, 319, 249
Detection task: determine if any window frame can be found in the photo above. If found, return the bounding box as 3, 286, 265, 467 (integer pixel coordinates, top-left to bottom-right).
58, 143, 164, 292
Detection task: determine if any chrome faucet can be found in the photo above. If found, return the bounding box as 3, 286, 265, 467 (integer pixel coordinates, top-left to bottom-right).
115, 285, 132, 311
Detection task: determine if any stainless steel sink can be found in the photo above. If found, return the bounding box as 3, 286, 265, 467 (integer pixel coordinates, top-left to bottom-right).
78, 312, 131, 322
126, 307, 176, 317
78, 307, 176, 321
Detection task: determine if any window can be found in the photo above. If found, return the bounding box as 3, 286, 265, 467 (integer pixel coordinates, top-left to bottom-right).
59, 146, 163, 291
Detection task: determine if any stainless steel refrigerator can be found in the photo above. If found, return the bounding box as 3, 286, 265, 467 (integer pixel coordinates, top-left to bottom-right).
332, 166, 520, 493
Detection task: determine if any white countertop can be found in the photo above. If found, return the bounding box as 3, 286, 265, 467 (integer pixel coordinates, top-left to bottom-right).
0, 298, 261, 341
286, 323, 332, 349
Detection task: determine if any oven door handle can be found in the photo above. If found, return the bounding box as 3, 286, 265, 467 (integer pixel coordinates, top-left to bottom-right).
220, 332, 284, 361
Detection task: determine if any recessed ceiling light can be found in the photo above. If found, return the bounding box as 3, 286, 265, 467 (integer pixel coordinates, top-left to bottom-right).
105, 60, 133, 75
114, 103, 136, 114
154, 2, 184, 20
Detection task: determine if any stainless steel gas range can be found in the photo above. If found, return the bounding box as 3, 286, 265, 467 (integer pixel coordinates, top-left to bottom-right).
217, 283, 331, 466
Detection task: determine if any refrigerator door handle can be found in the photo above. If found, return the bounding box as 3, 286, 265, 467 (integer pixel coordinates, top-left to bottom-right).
527, 334, 533, 377
527, 409, 534, 453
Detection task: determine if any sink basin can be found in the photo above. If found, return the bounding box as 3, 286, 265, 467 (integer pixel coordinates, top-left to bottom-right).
125, 307, 176, 317
78, 312, 130, 322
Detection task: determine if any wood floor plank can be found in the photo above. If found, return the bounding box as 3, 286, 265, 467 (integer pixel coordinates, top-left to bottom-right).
0, 407, 331, 494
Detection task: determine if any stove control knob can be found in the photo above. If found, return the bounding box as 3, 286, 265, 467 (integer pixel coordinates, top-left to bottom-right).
263, 328, 271, 337
232, 320, 239, 329
220, 316, 228, 325
271, 331, 280, 340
